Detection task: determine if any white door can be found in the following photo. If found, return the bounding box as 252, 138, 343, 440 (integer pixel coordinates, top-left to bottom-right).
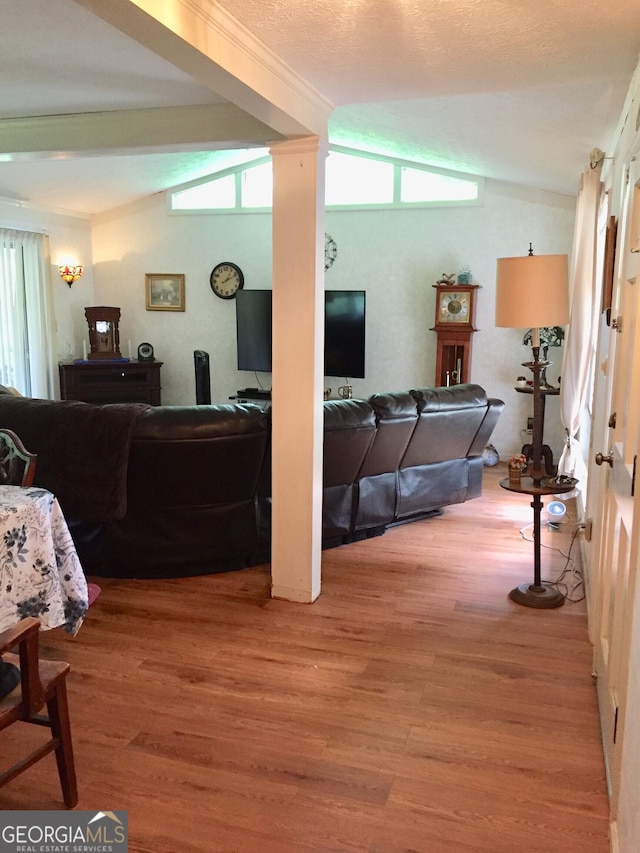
591, 158, 640, 823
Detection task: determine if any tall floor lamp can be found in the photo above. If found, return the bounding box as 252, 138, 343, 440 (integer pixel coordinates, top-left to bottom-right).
495, 247, 572, 608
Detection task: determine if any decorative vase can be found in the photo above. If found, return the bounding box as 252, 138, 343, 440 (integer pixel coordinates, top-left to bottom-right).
508, 469, 522, 484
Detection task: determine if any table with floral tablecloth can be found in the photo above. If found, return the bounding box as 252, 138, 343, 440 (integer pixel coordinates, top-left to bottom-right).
0, 485, 88, 635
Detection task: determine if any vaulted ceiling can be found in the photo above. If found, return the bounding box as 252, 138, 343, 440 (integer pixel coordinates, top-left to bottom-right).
1, 0, 639, 215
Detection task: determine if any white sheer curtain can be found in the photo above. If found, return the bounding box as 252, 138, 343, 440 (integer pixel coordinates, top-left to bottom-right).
558, 160, 604, 483
0, 228, 56, 398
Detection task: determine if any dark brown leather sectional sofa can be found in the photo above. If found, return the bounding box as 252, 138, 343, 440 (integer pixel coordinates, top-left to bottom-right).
0, 383, 503, 579
322, 384, 503, 544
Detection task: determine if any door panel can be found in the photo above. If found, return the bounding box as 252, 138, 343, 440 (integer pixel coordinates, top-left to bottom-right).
592, 160, 640, 816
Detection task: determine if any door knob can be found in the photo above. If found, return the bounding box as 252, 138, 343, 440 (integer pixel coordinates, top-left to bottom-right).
595, 451, 613, 467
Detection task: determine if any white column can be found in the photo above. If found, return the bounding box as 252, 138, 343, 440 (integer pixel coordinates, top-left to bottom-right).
269, 137, 327, 602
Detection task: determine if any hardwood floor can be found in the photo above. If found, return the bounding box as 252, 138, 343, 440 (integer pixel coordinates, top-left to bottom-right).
0, 464, 610, 852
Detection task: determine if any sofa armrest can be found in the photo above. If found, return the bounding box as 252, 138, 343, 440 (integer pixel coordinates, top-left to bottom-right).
467, 398, 506, 456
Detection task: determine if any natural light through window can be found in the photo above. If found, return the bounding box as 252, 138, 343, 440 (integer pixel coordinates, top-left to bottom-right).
401, 166, 479, 202
326, 151, 394, 205
172, 174, 236, 210
242, 161, 272, 208
168, 146, 483, 212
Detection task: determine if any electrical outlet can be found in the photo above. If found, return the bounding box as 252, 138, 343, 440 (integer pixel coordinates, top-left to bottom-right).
582, 518, 593, 541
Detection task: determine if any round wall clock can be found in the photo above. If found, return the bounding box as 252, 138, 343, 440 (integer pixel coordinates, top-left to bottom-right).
325, 233, 338, 270
210, 262, 244, 299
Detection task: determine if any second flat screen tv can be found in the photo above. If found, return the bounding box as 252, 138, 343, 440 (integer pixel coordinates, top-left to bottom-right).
235, 289, 273, 373
235, 289, 366, 378
324, 290, 366, 378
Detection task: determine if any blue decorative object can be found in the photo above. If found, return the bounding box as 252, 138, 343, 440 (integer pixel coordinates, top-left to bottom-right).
457, 266, 472, 284
73, 358, 130, 364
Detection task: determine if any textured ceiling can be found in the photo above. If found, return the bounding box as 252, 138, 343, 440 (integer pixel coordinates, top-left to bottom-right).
217, 0, 640, 194
1, 0, 639, 214
215, 0, 640, 103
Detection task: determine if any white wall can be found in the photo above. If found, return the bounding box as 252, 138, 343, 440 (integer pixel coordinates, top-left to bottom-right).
1, 180, 575, 460
91, 180, 575, 459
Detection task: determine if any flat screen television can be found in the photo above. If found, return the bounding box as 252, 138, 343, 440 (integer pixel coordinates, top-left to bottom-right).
324, 290, 366, 378
235, 289, 366, 378
235, 289, 273, 373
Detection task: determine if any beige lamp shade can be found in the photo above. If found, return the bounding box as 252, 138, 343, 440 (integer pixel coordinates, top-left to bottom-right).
495, 253, 570, 329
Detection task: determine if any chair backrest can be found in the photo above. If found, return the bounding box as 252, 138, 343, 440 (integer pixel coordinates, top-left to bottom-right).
0, 428, 37, 487
0, 616, 77, 807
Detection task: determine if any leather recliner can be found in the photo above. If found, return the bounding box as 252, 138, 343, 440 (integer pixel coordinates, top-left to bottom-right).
322, 399, 376, 543
395, 384, 495, 519
70, 403, 270, 577
354, 391, 419, 534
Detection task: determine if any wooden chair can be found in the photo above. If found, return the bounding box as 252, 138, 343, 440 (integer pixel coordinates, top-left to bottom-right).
0, 617, 78, 807
0, 428, 37, 487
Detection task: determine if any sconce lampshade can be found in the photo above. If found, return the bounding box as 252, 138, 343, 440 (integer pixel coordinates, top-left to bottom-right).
58, 265, 84, 287
495, 253, 569, 331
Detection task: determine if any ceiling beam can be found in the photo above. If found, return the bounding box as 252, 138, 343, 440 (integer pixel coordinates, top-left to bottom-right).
0, 103, 284, 160
73, 0, 332, 139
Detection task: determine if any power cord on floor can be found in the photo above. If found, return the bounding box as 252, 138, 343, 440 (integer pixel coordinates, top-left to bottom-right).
518, 516, 585, 603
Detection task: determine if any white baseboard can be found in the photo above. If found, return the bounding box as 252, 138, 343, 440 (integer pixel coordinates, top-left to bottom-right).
610, 819, 618, 853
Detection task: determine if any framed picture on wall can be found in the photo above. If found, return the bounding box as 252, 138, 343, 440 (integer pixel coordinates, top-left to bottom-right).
145, 274, 185, 311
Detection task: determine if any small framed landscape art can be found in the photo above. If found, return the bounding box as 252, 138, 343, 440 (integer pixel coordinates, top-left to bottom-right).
145, 274, 185, 311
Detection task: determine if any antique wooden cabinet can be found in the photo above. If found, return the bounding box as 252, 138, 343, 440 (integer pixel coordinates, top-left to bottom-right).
59, 361, 163, 405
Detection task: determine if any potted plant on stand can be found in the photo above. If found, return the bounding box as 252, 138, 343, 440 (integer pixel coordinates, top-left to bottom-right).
522, 326, 565, 389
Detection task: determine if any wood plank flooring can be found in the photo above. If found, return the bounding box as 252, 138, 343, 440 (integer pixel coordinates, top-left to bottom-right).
0, 464, 610, 852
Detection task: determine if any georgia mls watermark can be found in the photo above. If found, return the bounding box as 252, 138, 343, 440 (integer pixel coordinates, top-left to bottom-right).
0, 811, 128, 853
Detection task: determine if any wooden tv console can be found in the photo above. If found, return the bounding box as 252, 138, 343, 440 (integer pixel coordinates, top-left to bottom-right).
59, 360, 163, 405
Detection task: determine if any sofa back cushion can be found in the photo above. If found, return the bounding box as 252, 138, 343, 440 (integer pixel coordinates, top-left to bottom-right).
322, 399, 376, 539
128, 404, 269, 508
0, 394, 148, 521
323, 400, 376, 487
404, 384, 490, 466
360, 391, 418, 477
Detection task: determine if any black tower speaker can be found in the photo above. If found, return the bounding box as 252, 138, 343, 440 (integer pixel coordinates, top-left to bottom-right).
194, 350, 211, 405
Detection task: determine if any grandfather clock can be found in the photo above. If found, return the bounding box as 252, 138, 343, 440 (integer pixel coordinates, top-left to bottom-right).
431, 282, 479, 386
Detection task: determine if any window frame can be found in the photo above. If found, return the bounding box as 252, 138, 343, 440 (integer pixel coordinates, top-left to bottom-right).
166, 145, 485, 214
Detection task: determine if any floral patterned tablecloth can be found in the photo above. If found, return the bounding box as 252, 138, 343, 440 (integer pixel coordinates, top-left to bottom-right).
0, 486, 88, 635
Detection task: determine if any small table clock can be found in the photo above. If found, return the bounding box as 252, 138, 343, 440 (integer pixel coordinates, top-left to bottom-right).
84, 306, 122, 360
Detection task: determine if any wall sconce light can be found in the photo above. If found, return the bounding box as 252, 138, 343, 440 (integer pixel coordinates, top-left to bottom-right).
58, 265, 84, 287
